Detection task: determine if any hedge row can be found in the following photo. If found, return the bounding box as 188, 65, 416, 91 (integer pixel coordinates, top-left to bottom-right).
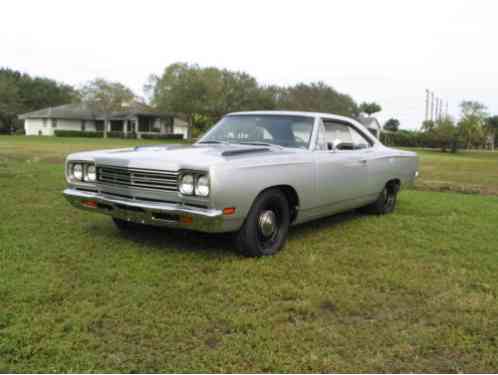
54, 130, 103, 138
380, 131, 462, 149
141, 133, 184, 140
107, 131, 137, 139
54, 130, 184, 140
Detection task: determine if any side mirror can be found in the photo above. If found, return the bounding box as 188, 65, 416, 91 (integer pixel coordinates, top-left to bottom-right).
327, 139, 342, 151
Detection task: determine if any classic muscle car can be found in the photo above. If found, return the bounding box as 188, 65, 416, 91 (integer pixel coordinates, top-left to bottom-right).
64, 111, 418, 256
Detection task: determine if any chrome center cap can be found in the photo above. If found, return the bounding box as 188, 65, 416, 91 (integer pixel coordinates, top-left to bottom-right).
259, 210, 277, 237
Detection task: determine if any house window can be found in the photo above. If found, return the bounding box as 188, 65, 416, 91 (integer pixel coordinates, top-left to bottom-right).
95, 121, 104, 131
81, 120, 86, 131
51, 119, 57, 128
111, 120, 124, 132
43, 119, 47, 128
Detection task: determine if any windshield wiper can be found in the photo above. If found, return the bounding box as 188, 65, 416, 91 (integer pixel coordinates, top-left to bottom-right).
236, 141, 283, 149
197, 140, 231, 145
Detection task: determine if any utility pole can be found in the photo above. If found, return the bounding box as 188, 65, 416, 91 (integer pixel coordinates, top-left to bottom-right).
430, 91, 434, 121
425, 89, 430, 121
435, 96, 439, 122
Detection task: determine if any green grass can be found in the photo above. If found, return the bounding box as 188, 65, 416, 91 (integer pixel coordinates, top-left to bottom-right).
411, 148, 498, 195
1, 136, 498, 372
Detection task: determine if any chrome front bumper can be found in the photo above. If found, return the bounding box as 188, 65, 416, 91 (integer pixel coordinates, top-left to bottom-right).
63, 188, 228, 233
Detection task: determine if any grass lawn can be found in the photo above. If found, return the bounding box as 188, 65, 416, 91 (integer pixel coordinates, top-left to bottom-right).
412, 148, 498, 195
1, 136, 498, 372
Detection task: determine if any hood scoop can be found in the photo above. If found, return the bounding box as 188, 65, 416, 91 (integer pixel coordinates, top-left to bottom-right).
134, 144, 186, 152
221, 147, 270, 157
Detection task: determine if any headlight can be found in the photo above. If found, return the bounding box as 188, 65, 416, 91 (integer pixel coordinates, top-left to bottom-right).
179, 174, 194, 195
85, 165, 96, 182
72, 163, 83, 180
195, 175, 210, 197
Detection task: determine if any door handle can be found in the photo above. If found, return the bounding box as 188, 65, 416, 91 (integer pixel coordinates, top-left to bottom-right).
359, 159, 368, 165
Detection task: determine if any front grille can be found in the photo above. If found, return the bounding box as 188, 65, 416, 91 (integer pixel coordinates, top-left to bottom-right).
96, 165, 178, 192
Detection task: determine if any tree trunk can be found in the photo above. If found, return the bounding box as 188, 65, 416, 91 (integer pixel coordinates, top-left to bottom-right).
187, 114, 193, 141
104, 117, 109, 138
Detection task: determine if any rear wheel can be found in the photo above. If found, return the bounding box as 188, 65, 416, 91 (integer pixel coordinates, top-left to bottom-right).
363, 183, 398, 215
235, 189, 290, 257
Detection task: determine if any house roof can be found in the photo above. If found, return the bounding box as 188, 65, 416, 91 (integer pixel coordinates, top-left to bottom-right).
18, 102, 178, 121
18, 103, 100, 120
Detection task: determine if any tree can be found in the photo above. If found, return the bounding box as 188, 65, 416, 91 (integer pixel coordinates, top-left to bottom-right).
384, 118, 400, 132
149, 63, 361, 138
0, 68, 77, 132
0, 75, 22, 133
457, 100, 487, 149
359, 102, 382, 116
150, 63, 209, 140
485, 115, 498, 151
433, 116, 458, 152
79, 78, 135, 137
276, 82, 358, 116
421, 120, 435, 132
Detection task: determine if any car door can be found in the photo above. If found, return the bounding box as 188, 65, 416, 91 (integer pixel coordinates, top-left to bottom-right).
313, 119, 371, 211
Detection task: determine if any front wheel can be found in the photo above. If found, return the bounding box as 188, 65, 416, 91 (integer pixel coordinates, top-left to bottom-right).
234, 189, 290, 257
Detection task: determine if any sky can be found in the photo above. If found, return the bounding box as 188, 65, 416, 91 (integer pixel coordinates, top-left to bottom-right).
1, 0, 497, 129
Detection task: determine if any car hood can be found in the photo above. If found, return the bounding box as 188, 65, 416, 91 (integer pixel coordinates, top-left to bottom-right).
68, 143, 301, 171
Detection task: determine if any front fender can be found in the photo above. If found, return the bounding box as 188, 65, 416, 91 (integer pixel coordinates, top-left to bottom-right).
210, 161, 315, 223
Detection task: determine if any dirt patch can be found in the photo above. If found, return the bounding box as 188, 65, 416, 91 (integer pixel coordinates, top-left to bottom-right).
412, 182, 498, 196
320, 300, 338, 313
42, 156, 65, 165
205, 336, 221, 349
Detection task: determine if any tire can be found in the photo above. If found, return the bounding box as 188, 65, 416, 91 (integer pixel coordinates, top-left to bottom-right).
363, 184, 398, 215
234, 189, 290, 257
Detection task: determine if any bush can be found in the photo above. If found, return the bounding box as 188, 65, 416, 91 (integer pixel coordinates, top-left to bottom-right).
380, 130, 463, 151
54, 130, 103, 138
107, 131, 138, 139
140, 133, 184, 140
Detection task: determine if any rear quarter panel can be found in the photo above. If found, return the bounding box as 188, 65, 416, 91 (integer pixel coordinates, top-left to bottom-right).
368, 147, 418, 193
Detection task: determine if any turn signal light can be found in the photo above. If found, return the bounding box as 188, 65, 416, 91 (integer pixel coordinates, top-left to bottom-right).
179, 215, 193, 225
81, 200, 97, 209
223, 207, 236, 215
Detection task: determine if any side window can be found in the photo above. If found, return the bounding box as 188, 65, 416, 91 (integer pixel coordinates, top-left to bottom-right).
349, 126, 371, 149
319, 120, 372, 151
322, 121, 353, 150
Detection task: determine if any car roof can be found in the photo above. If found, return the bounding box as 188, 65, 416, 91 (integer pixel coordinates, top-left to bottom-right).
227, 110, 358, 123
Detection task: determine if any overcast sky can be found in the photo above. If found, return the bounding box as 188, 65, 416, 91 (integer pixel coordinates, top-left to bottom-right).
1, 0, 497, 129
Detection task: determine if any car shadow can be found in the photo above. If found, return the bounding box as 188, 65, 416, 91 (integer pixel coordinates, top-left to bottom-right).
107, 223, 239, 257
288, 209, 365, 239
93, 209, 366, 258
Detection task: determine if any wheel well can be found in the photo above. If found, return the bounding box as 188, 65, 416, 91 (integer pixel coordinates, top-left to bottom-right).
386, 178, 401, 193
260, 185, 300, 223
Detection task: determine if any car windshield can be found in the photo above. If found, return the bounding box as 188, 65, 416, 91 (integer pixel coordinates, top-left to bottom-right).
198, 115, 315, 149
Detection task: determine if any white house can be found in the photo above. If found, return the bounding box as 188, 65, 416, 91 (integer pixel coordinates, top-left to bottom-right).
19, 103, 189, 139
357, 115, 382, 139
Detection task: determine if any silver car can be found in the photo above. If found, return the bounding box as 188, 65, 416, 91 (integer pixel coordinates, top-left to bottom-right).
64, 111, 418, 256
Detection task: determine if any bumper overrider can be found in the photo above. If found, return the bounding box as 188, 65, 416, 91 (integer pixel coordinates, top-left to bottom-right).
63, 188, 226, 233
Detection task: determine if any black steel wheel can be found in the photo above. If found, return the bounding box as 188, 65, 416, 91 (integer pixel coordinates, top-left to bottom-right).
235, 189, 290, 257
363, 183, 398, 215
